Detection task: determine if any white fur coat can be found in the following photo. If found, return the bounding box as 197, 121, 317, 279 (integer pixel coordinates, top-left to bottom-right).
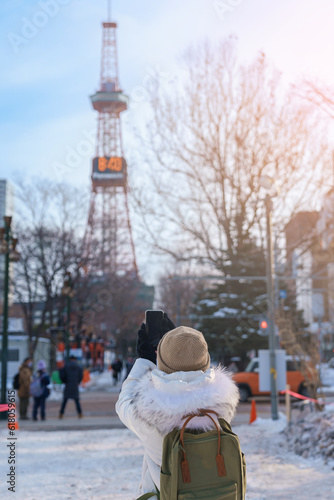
116, 358, 239, 497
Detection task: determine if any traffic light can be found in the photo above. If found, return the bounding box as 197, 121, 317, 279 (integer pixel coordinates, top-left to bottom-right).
259, 318, 268, 335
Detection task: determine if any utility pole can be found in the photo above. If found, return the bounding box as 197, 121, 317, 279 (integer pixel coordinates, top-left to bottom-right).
0, 217, 20, 421
62, 272, 75, 363
274, 235, 280, 311
0, 219, 10, 420
66, 295, 71, 362
265, 194, 279, 420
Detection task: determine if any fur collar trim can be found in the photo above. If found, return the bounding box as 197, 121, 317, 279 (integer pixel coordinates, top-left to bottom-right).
131, 365, 239, 435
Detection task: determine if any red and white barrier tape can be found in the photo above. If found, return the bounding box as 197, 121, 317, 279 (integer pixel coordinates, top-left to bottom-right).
282, 389, 334, 405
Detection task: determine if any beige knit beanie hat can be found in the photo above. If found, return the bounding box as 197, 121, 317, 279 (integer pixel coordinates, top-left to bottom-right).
157, 326, 210, 374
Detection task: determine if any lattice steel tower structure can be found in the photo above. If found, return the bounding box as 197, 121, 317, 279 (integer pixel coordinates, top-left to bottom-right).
86, 15, 138, 278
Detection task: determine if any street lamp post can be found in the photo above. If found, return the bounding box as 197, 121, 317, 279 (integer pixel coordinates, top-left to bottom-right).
265, 194, 279, 420
0, 216, 20, 420
61, 272, 75, 362
259, 175, 279, 420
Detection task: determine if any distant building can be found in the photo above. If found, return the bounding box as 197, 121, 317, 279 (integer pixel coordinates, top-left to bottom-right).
316, 188, 334, 251
0, 180, 15, 218
8, 301, 61, 335
0, 180, 15, 304
0, 333, 50, 386
285, 202, 334, 359
316, 188, 334, 325
285, 211, 319, 325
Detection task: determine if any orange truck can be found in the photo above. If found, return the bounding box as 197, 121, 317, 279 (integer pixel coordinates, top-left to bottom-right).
233, 356, 308, 402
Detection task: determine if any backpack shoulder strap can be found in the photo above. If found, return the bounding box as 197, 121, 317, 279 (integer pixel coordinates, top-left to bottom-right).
218, 418, 234, 435
136, 485, 160, 500
136, 494, 156, 500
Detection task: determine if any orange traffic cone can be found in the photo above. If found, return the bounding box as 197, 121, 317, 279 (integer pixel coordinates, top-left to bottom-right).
8, 405, 19, 431
81, 369, 91, 386
249, 400, 257, 424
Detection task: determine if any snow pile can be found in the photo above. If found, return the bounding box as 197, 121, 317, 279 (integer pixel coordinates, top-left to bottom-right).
238, 414, 334, 499
81, 370, 122, 392
284, 409, 334, 466
47, 385, 64, 401
85, 370, 113, 390
250, 411, 287, 432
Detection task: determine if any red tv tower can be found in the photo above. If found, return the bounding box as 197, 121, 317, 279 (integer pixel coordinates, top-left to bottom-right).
85, 6, 138, 277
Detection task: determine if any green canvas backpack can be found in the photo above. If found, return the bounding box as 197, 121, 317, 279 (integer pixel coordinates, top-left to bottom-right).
137, 409, 246, 500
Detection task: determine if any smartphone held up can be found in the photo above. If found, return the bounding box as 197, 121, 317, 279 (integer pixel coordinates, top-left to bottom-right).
145, 310, 164, 349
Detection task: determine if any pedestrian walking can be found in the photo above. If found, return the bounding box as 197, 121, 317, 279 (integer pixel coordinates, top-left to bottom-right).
58, 355, 83, 419
111, 357, 123, 384
17, 357, 32, 419
31, 360, 50, 421
116, 321, 240, 498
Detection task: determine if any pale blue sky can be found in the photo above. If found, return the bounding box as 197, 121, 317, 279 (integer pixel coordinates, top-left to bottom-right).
1, 0, 334, 187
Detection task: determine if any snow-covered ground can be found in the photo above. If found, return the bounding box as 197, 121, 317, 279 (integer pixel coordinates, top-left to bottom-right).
0, 365, 333, 499
1, 413, 333, 500
241, 415, 334, 499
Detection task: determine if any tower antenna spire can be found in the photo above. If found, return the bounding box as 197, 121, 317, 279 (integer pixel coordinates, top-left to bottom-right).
108, 0, 111, 21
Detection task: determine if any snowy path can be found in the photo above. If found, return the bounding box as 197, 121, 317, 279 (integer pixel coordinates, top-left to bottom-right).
239, 418, 334, 499
1, 418, 333, 500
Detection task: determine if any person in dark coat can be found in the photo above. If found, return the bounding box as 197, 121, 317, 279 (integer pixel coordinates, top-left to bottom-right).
58, 355, 83, 419
32, 360, 50, 421
111, 357, 123, 384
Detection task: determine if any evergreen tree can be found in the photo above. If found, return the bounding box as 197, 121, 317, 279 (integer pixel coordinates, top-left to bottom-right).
193, 237, 307, 367
193, 239, 268, 367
